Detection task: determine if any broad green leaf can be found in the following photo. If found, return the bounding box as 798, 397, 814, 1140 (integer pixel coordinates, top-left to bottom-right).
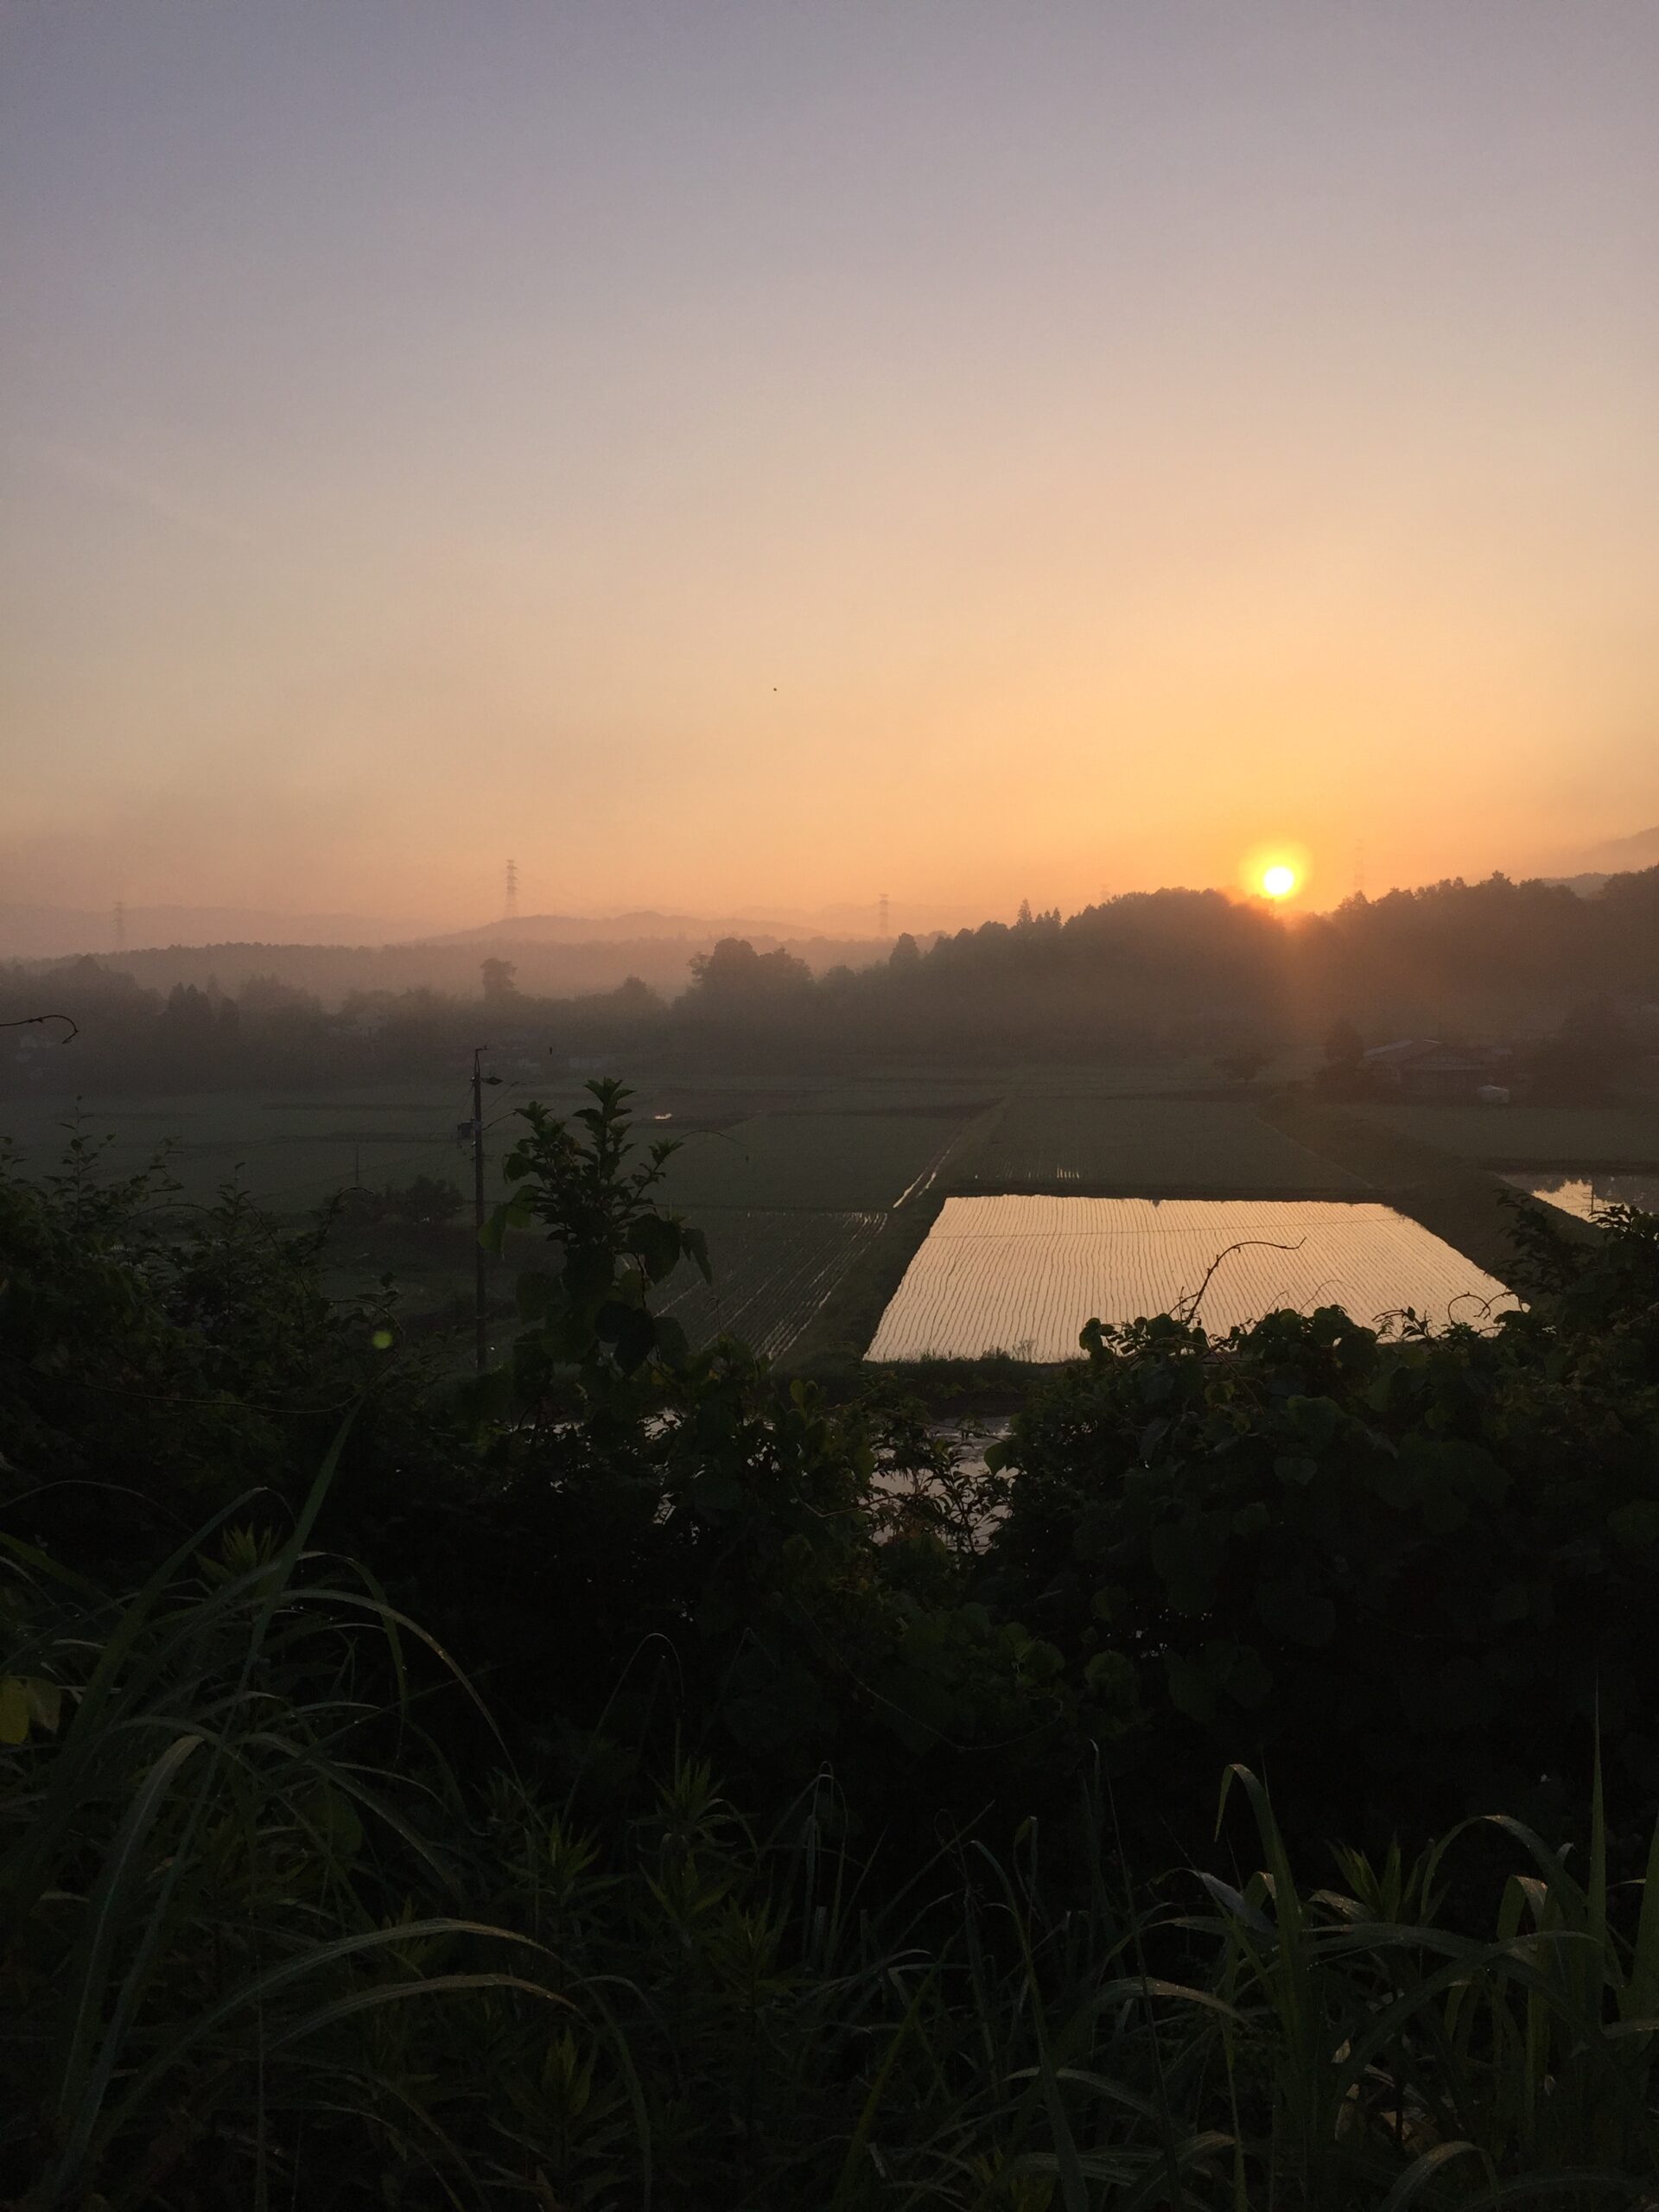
0, 1675, 29, 1745
1608, 1499, 1659, 1549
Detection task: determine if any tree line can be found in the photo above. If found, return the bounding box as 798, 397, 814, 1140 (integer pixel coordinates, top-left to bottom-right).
6, 865, 1658, 1094
671, 868, 1659, 1065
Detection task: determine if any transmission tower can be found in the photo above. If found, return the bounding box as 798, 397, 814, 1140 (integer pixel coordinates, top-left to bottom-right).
504, 858, 518, 922
113, 900, 127, 951
878, 890, 890, 937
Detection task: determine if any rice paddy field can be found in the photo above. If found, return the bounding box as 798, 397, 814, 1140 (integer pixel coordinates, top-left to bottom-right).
656, 1210, 887, 1357
0, 1078, 988, 1363
658, 1111, 968, 1211
953, 1095, 1363, 1194
866, 1196, 1516, 1363
0, 1083, 969, 1215
1351, 1102, 1659, 1168
643, 1111, 984, 1354
0, 1079, 582, 1210
14, 1060, 1632, 1372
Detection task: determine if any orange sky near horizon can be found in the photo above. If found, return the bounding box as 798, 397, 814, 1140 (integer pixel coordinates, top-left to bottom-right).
3, 3, 1656, 932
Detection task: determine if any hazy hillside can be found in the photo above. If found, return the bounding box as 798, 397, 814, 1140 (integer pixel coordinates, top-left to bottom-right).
16, 927, 893, 1006
0, 903, 435, 959
1579, 824, 1659, 873
422, 903, 988, 945
421, 909, 855, 948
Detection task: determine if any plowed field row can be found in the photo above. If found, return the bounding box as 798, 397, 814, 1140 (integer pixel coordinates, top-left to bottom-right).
660, 1209, 887, 1358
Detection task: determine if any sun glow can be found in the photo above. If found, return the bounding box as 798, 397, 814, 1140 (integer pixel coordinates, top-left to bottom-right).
1238, 842, 1312, 906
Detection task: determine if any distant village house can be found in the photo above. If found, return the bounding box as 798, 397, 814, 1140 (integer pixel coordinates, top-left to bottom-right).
1362, 1039, 1515, 1103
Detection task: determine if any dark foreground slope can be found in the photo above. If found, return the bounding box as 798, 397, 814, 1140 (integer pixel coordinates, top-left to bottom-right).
5, 1092, 1659, 2206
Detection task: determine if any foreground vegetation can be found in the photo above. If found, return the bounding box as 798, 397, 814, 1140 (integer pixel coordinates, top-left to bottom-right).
5, 1087, 1659, 2206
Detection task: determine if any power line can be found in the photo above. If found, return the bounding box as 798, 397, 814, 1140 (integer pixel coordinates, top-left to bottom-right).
467, 1046, 497, 1372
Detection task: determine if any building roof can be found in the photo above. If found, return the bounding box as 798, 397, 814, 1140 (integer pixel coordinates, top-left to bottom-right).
1363, 1038, 1508, 1073
1363, 1038, 1438, 1066
1409, 1049, 1500, 1073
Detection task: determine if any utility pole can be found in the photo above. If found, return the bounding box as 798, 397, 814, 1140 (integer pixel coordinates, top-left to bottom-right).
471, 1046, 488, 1373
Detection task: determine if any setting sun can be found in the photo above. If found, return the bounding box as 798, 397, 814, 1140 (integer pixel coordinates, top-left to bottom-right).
1261, 864, 1298, 899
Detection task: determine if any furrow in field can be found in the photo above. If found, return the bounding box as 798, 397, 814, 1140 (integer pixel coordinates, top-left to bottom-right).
659, 1209, 887, 1357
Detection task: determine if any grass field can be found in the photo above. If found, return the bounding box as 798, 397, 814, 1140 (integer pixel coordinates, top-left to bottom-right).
867, 1195, 1516, 1362
953, 1095, 1364, 1195
1351, 1102, 1659, 1167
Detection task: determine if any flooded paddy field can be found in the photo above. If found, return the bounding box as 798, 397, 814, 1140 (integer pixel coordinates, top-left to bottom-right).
1502, 1171, 1659, 1222
866, 1195, 1516, 1363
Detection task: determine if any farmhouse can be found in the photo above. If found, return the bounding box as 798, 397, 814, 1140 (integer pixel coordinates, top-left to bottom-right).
1363, 1039, 1516, 1102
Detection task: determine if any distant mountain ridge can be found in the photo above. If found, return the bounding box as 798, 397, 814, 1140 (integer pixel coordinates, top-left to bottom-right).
0, 903, 433, 959
1541, 824, 1659, 895
418, 910, 884, 948
13, 926, 899, 1007
4, 899, 938, 961
1579, 825, 1659, 870
10, 835, 1659, 969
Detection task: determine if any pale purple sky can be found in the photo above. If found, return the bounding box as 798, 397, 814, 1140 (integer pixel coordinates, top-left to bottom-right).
3, 2, 1656, 924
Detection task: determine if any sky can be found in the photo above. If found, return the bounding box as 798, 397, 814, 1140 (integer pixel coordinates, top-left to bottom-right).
3, 1, 1656, 932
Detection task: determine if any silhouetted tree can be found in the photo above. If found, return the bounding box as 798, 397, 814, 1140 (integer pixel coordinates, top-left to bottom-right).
686, 938, 811, 1001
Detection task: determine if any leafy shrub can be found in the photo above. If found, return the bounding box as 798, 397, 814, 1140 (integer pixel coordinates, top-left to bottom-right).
8, 1086, 1659, 2202
437, 1083, 1097, 1823
985, 1198, 1659, 1844
0, 1135, 475, 1578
